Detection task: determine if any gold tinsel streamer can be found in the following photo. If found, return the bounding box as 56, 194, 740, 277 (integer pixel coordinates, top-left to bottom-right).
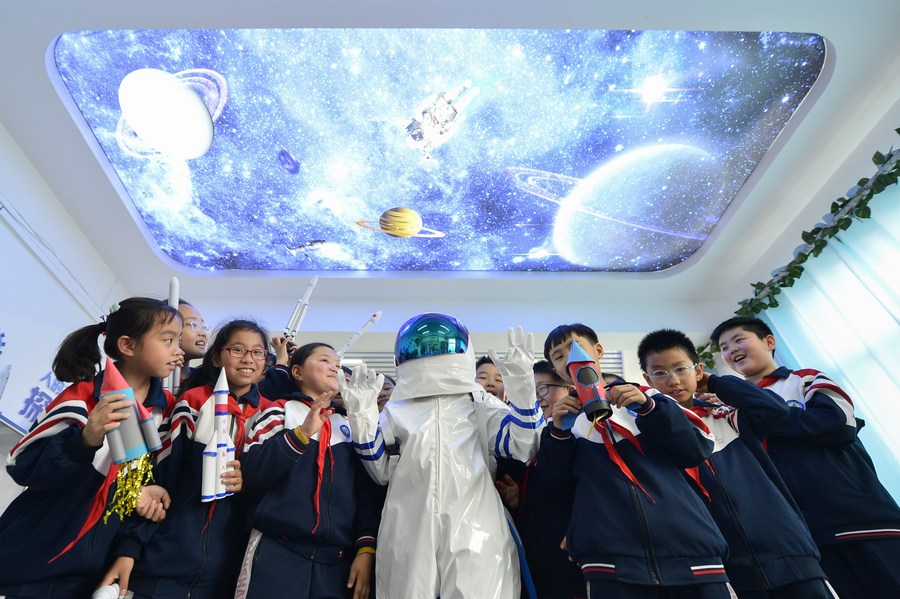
103, 453, 155, 524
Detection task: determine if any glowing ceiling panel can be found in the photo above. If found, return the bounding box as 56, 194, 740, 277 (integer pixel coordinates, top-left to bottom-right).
50, 29, 825, 272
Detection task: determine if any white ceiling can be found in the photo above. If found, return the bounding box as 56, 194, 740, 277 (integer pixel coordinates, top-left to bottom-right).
2, 0, 899, 336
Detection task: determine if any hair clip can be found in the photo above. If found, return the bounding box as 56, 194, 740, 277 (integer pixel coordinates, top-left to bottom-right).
108, 302, 121, 315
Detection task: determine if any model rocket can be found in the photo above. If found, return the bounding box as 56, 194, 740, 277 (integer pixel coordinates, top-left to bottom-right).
201, 368, 235, 502
102, 357, 162, 464
562, 340, 612, 429
166, 276, 181, 394
283, 276, 318, 339
336, 311, 382, 358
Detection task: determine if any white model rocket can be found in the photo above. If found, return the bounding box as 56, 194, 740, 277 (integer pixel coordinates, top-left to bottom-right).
283, 276, 318, 339
335, 311, 382, 358
103, 357, 162, 464
166, 276, 181, 394
201, 368, 235, 502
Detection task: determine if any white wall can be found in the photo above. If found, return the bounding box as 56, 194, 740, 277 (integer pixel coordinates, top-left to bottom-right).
0, 120, 128, 508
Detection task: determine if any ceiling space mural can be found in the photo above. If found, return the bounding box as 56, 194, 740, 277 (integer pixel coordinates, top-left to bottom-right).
50, 29, 825, 273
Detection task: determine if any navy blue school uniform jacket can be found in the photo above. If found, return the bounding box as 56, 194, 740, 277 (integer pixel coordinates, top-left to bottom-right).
0, 373, 173, 593
116, 383, 262, 598
688, 374, 826, 591
240, 392, 381, 564
541, 392, 729, 587
757, 367, 900, 547
517, 455, 586, 599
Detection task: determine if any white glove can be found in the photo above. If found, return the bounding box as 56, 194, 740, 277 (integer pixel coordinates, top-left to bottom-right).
338, 364, 384, 415
488, 326, 535, 378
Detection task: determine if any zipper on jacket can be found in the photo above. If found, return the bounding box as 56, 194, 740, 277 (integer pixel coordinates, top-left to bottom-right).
187, 521, 211, 597
629, 484, 660, 585
709, 462, 769, 590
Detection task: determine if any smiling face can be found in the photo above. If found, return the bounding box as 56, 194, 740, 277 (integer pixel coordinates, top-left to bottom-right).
475, 361, 505, 400
717, 326, 777, 384
546, 334, 604, 384
642, 347, 703, 407
534, 371, 570, 418
291, 345, 341, 398
212, 328, 268, 397
178, 303, 208, 360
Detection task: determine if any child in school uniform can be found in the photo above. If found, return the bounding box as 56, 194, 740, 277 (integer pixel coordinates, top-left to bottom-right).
0, 297, 182, 598
542, 323, 731, 599
103, 319, 268, 598
237, 342, 381, 599
638, 328, 832, 598
176, 300, 208, 384
712, 316, 900, 599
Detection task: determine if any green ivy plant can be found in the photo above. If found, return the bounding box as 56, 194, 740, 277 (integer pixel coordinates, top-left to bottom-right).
697, 128, 900, 369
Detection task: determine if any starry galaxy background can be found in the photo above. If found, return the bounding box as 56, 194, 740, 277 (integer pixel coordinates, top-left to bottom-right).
51, 29, 825, 272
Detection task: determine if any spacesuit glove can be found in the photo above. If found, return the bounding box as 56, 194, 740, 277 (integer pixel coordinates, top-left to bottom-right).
488, 326, 535, 378
339, 364, 384, 415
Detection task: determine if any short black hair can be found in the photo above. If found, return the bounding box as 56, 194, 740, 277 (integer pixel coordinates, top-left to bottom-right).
341, 365, 353, 375
710, 316, 773, 347
533, 359, 564, 383
475, 355, 496, 369
543, 323, 598, 360
637, 329, 699, 371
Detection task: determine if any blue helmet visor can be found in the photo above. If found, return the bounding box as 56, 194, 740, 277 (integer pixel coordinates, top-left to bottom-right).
395, 313, 469, 366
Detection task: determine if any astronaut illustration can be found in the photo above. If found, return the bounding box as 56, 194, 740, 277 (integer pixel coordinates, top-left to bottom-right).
341, 314, 544, 599
405, 81, 480, 159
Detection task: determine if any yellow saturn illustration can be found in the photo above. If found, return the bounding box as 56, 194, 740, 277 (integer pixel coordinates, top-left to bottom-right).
356, 207, 446, 239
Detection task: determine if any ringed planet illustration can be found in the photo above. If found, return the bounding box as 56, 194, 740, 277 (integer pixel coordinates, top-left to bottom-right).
356, 207, 446, 239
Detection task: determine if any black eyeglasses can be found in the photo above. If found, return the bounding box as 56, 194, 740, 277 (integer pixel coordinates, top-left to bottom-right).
223, 346, 267, 361
536, 383, 569, 398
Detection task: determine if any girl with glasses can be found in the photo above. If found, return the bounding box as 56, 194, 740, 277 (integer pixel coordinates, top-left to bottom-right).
103, 319, 269, 599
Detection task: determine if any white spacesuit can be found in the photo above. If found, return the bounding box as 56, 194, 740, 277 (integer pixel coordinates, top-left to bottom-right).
341, 315, 544, 599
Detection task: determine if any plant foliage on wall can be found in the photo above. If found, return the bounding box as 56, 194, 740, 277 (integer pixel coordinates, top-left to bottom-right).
697, 128, 900, 369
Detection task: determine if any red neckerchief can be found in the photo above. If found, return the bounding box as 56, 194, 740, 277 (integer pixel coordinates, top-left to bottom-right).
593, 418, 654, 503
684, 405, 718, 502
311, 417, 333, 533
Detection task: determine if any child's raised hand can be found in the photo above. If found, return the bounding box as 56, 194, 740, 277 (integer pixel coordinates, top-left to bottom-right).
222, 459, 243, 493
299, 391, 334, 440
552, 395, 582, 429
271, 335, 291, 366
83, 393, 132, 448
136, 485, 171, 522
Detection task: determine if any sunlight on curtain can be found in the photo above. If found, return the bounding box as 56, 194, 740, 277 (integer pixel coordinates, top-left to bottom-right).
761, 185, 900, 501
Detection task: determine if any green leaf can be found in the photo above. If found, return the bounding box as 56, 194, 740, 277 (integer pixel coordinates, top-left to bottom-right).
873, 151, 886, 165
857, 178, 869, 187
830, 201, 841, 213
838, 217, 852, 230
855, 205, 872, 219
767, 297, 780, 308
782, 277, 795, 288
801, 230, 815, 244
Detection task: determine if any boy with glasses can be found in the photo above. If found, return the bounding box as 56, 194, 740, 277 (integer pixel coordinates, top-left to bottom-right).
541, 323, 730, 598
639, 328, 833, 598
712, 316, 900, 599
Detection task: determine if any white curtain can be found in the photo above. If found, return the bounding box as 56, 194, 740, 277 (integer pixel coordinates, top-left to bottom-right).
760, 184, 900, 501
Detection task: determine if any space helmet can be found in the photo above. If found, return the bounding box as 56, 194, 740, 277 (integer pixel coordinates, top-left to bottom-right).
394, 313, 469, 366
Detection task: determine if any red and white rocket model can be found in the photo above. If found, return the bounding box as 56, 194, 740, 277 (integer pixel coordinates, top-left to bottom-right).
201, 368, 234, 502
102, 357, 162, 463
562, 340, 612, 428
